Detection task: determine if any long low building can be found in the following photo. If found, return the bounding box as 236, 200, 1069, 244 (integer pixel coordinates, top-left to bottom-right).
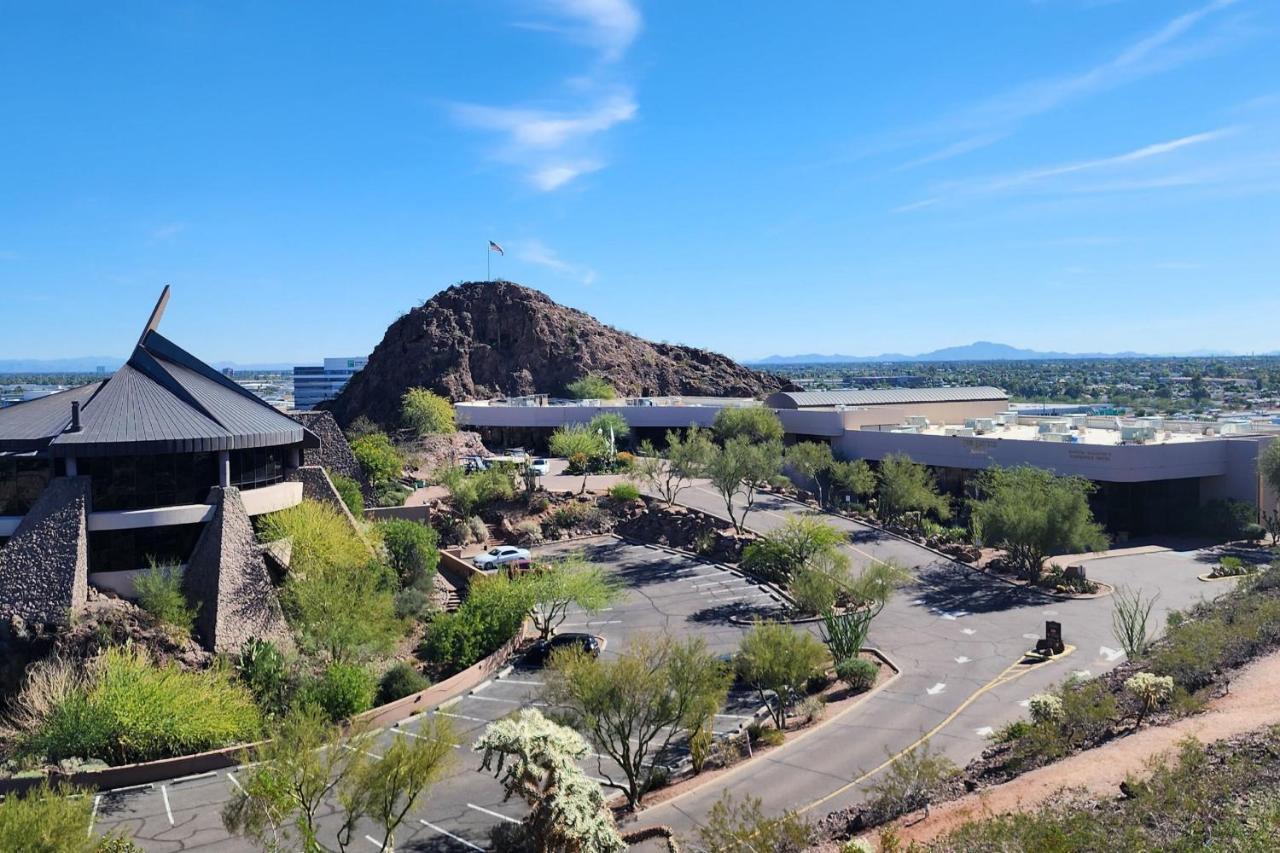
457, 391, 1278, 538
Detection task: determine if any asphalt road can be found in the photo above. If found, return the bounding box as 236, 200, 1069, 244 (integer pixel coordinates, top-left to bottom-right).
629, 481, 1228, 834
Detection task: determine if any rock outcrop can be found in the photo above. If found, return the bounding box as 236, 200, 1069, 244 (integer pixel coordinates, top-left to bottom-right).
183, 487, 292, 655
0, 476, 90, 627
326, 281, 797, 426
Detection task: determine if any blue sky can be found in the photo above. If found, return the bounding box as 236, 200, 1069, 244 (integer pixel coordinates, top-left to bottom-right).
2, 0, 1278, 364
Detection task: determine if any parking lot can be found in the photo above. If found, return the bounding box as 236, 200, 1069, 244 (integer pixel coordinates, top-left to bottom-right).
92, 537, 786, 851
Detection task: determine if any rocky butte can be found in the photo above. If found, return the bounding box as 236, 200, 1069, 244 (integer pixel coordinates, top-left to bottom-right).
325, 280, 797, 426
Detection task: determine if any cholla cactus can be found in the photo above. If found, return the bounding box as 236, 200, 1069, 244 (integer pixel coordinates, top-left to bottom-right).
1125, 671, 1174, 724
475, 708, 625, 853
1028, 692, 1064, 724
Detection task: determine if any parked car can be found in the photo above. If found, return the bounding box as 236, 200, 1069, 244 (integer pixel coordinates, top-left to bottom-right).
528, 457, 551, 476
472, 545, 531, 569
524, 632, 603, 666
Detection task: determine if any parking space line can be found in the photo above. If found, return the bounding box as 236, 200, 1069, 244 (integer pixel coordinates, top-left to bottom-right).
87, 794, 101, 838
434, 710, 492, 724
561, 620, 622, 627
343, 744, 384, 760
365, 834, 382, 847
170, 770, 218, 785
392, 727, 463, 748
226, 773, 246, 793
419, 819, 484, 850
160, 785, 174, 825
500, 678, 543, 686
467, 802, 520, 823
466, 694, 523, 704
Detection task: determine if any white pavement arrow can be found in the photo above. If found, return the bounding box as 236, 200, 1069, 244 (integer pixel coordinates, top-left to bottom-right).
961, 628, 976, 635
955, 656, 971, 664
1099, 646, 1125, 662
926, 683, 947, 696
975, 726, 994, 737
1073, 669, 1092, 679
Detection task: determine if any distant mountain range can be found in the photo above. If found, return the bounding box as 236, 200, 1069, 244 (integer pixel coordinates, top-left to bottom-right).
0, 357, 296, 373
750, 341, 1265, 365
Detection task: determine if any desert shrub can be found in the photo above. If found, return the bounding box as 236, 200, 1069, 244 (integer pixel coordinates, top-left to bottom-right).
841, 840, 874, 853
258, 500, 371, 575
401, 387, 456, 435
1028, 693, 1064, 724
376, 662, 430, 705
1210, 555, 1253, 578
369, 480, 411, 508
696, 791, 810, 853
608, 482, 640, 502
329, 472, 365, 516
3, 655, 81, 738
512, 519, 544, 546
546, 502, 604, 533
526, 491, 551, 514
1146, 617, 1231, 691
302, 661, 376, 721
419, 572, 533, 674
437, 465, 516, 516
394, 586, 434, 621
281, 555, 401, 663
690, 724, 713, 774
23, 647, 262, 765
565, 375, 617, 400
740, 538, 791, 584
235, 639, 292, 717
133, 559, 197, 636
863, 740, 957, 824
1057, 679, 1118, 746
379, 519, 440, 590
797, 695, 827, 724
755, 727, 785, 747
614, 450, 635, 470
0, 782, 122, 853
835, 657, 879, 692
992, 719, 1033, 743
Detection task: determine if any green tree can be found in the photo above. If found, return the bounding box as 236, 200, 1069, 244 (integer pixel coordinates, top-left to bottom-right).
436, 465, 515, 516
587, 411, 630, 457
969, 465, 1107, 583
545, 633, 731, 809
785, 441, 835, 506
740, 515, 846, 585
525, 555, 622, 640
630, 427, 716, 506
876, 452, 950, 529
476, 708, 625, 853
134, 558, 197, 637
378, 519, 440, 590
820, 560, 912, 660
283, 558, 401, 662
565, 375, 618, 400
736, 620, 829, 729
400, 387, 456, 435
694, 791, 811, 853
330, 472, 365, 516
713, 406, 784, 445
337, 717, 456, 852
707, 437, 783, 533
548, 425, 610, 493
829, 458, 877, 506
222, 706, 362, 852
351, 432, 405, 486
419, 571, 534, 673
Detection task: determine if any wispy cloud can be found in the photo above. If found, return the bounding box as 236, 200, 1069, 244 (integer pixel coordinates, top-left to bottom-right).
892, 0, 1246, 167
451, 0, 641, 190
896, 126, 1240, 210
514, 238, 597, 284
147, 222, 188, 244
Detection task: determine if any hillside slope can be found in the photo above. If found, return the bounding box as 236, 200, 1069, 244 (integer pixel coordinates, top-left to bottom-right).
325, 281, 796, 425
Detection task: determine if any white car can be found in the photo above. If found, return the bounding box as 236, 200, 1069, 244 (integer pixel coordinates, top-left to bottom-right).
473, 546, 531, 570
529, 458, 551, 476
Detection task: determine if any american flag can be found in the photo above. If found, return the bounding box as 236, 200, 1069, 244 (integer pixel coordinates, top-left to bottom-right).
488, 240, 504, 255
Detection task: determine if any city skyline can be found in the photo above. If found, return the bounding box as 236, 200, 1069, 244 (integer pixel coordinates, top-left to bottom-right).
2, 1, 1278, 363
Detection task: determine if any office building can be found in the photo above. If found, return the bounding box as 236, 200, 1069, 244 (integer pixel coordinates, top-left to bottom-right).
293, 356, 368, 410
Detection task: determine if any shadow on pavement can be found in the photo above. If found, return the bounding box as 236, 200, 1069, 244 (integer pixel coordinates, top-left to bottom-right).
908, 563, 1052, 615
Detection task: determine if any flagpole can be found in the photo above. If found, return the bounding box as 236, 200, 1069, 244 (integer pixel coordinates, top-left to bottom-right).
487, 244, 491, 282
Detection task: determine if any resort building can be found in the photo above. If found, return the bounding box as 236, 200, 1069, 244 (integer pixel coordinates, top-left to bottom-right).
457, 391, 1279, 539
0, 289, 355, 645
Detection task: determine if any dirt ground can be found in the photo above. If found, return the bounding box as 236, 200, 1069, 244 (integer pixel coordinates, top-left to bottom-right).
875, 650, 1280, 847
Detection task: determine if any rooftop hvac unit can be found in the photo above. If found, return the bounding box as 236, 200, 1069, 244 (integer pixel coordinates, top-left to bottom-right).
1068, 415, 1088, 428
996, 411, 1020, 425
972, 418, 995, 433
945, 427, 975, 437
1136, 416, 1165, 430
1121, 425, 1156, 442
1039, 432, 1070, 442
1038, 420, 1070, 434
905, 415, 930, 427
891, 425, 921, 434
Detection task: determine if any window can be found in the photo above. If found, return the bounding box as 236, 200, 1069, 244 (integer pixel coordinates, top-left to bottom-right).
88, 523, 205, 573
229, 447, 286, 490
80, 453, 218, 511
0, 457, 52, 515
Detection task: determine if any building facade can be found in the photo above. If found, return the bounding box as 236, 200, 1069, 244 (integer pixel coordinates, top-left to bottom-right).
0, 289, 350, 638
292, 356, 368, 410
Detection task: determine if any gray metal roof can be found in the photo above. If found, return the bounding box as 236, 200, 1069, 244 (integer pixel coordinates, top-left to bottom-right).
0, 288, 312, 456
766, 386, 1009, 408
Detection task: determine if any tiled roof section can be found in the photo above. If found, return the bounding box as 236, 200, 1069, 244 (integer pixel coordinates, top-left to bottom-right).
0, 383, 104, 452
768, 386, 1009, 408
0, 296, 308, 456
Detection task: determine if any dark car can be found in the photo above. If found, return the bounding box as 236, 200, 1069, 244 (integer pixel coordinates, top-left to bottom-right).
524, 632, 603, 666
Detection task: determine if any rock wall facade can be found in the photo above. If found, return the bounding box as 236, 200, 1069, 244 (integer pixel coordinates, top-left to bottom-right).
183, 487, 292, 655
291, 410, 363, 484
0, 476, 90, 627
